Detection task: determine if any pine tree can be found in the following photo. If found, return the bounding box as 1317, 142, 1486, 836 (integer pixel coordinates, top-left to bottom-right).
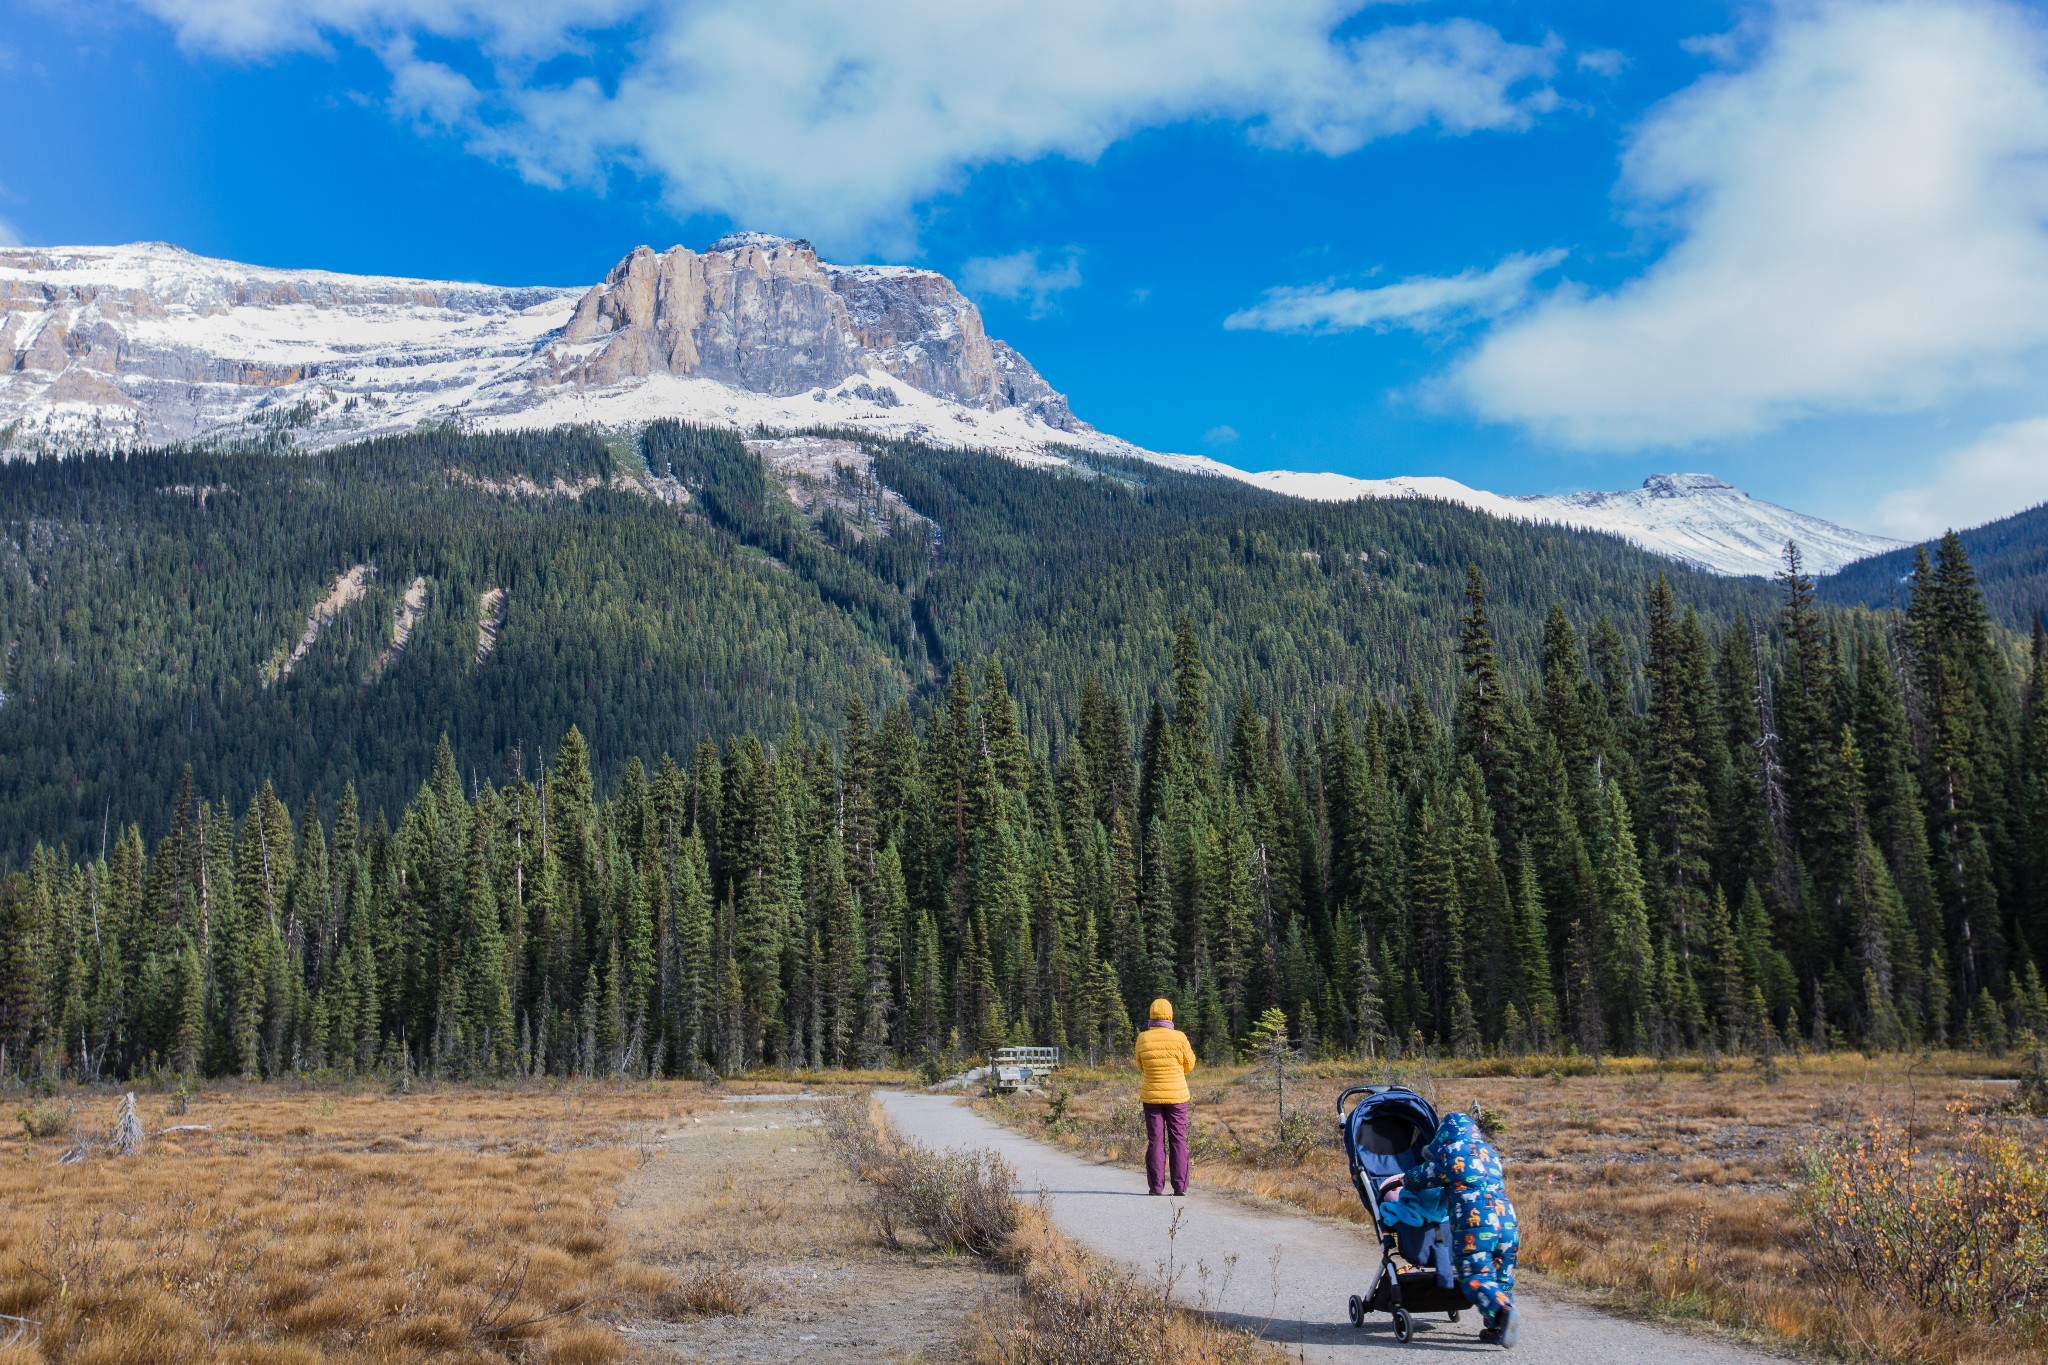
909, 905, 945, 1059
1644, 574, 1716, 970
670, 833, 713, 1070
172, 931, 206, 1076
0, 874, 36, 1068
983, 661, 1033, 791
1702, 887, 1747, 1050
454, 813, 511, 1073
1909, 536, 2012, 999
1594, 782, 1654, 1052
1513, 848, 1556, 1047
1170, 615, 1212, 763
1457, 565, 1521, 836
1409, 797, 1463, 1040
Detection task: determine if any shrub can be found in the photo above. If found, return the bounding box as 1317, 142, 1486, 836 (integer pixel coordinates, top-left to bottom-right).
987, 1261, 1165, 1364
965, 1214, 1273, 1365
2011, 1043, 2048, 1118
656, 1262, 766, 1317
17, 1102, 72, 1140
1467, 1102, 1509, 1140
1242, 1107, 1319, 1168
1802, 1104, 2048, 1323
819, 1095, 1018, 1257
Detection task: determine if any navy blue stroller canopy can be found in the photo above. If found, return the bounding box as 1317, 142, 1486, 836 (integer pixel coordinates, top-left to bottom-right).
1345, 1087, 1438, 1180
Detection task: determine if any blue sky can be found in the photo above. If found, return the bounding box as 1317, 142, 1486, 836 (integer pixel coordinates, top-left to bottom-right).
7, 1, 2048, 536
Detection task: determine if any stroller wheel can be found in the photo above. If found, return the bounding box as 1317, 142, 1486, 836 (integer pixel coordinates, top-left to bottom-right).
1448, 1310, 1462, 1322
1392, 1307, 1413, 1343
1348, 1294, 1365, 1327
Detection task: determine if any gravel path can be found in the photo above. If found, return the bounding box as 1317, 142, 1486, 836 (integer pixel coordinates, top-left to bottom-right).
877, 1090, 1787, 1363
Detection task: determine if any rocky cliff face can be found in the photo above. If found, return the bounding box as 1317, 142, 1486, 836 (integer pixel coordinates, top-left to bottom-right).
541, 233, 1081, 430
0, 237, 1090, 455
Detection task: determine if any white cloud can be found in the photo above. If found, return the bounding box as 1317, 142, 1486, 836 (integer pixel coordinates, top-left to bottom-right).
1204, 424, 1240, 444
1576, 48, 1627, 77
1455, 0, 2048, 449
129, 1, 1560, 244
1225, 249, 1564, 334
1875, 417, 2048, 538
0, 215, 21, 247
959, 249, 1082, 317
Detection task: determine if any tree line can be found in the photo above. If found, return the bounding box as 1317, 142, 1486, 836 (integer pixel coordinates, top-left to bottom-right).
0, 423, 1775, 859
3, 535, 2044, 1081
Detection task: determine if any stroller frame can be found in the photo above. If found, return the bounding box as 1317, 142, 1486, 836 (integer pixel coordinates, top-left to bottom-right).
1336, 1084, 1473, 1343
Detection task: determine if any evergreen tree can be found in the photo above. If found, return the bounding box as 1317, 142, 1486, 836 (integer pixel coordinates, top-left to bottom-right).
1594, 781, 1654, 1052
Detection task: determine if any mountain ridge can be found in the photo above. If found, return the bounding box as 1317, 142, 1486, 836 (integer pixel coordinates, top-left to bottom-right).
0, 237, 1901, 576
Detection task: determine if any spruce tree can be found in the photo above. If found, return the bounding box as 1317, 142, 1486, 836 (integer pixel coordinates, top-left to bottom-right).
1594, 782, 1654, 1052
455, 813, 511, 1072
1513, 848, 1556, 1047
1644, 574, 1716, 969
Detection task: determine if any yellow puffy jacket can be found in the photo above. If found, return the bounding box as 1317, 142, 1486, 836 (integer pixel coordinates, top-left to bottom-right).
1133, 1023, 1197, 1105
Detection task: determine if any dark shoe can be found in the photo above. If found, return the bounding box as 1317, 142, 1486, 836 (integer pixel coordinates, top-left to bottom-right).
1478, 1327, 1502, 1345
1171, 1187, 1187, 1197
1148, 1189, 1164, 1196
1481, 1308, 1517, 1348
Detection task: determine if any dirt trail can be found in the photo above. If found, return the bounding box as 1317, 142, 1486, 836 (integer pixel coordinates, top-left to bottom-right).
613, 1097, 999, 1362
878, 1090, 1788, 1364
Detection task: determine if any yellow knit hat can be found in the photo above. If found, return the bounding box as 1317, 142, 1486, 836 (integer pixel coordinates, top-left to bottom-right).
1149, 997, 1174, 1021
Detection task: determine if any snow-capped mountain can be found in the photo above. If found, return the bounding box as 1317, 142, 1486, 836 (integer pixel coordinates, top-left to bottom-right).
0, 238, 1901, 577
0, 236, 1098, 459
1202, 467, 1905, 577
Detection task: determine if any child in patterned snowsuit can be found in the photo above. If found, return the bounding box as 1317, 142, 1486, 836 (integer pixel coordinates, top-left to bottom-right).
1398, 1111, 1519, 1346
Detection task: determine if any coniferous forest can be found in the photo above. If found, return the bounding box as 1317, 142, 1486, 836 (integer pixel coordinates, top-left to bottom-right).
2, 426, 2046, 1080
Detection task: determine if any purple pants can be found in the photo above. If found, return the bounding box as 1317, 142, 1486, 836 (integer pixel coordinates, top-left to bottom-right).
1144, 1101, 1189, 1195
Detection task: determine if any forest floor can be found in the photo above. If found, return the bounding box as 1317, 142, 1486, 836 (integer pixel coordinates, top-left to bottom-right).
0, 1075, 1014, 1365
972, 1050, 2047, 1365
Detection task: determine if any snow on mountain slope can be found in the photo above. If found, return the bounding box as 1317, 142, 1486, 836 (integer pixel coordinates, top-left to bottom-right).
0, 237, 1102, 459
1214, 467, 1904, 576
0, 239, 1902, 577
0, 242, 581, 449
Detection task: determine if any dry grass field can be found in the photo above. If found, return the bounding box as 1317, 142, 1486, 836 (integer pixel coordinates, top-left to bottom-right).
950, 1206, 1285, 1365
981, 1051, 2048, 1365
0, 1082, 700, 1364
0, 1075, 978, 1365
3, 1073, 1250, 1365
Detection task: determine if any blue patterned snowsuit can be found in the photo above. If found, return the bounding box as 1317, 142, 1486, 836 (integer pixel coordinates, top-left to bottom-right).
1404, 1111, 1518, 1318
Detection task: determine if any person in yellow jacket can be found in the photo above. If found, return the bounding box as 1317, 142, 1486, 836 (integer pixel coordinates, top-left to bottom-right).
1133, 998, 1197, 1195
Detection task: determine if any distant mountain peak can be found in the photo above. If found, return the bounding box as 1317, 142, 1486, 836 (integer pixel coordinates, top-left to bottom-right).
1216, 464, 1903, 577
1642, 472, 1735, 495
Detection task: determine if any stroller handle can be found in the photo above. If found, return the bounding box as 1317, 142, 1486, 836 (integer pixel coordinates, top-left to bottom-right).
1335, 1083, 1398, 1120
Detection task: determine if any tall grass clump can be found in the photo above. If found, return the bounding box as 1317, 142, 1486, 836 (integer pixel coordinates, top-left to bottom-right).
961, 1212, 1278, 1365
1803, 1104, 2048, 1325
819, 1095, 1017, 1257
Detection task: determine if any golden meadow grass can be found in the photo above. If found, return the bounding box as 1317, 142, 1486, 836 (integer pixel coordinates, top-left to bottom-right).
954, 1206, 1283, 1365
987, 1051, 2048, 1365
0, 1082, 719, 1364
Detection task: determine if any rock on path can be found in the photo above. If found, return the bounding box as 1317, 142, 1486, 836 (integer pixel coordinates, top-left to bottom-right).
876, 1091, 1784, 1364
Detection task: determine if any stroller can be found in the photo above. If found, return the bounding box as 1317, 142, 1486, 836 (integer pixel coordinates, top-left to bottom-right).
1336, 1085, 1471, 1343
